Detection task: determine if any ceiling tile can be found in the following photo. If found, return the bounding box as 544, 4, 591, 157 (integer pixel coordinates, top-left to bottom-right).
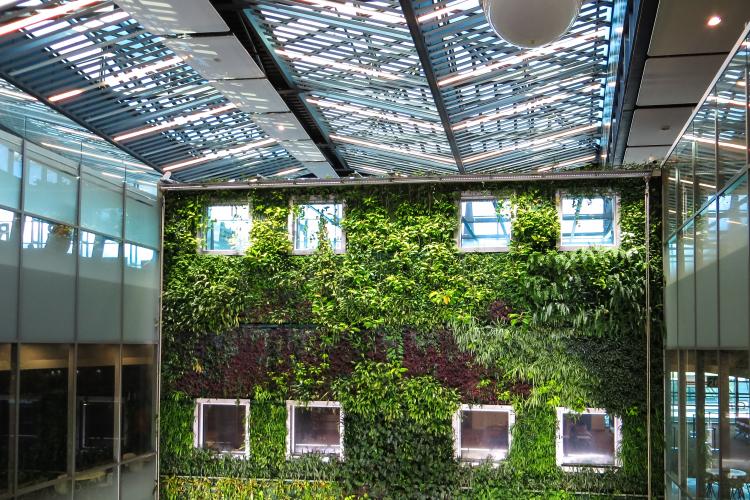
210, 79, 289, 113
116, 0, 229, 35
649, 0, 750, 57
623, 146, 670, 164
637, 55, 725, 106
164, 36, 264, 80
254, 113, 310, 140
628, 107, 693, 146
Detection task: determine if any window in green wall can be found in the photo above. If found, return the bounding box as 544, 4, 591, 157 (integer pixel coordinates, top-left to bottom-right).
458, 197, 512, 252
204, 204, 251, 254
292, 202, 344, 254
559, 193, 618, 249
194, 399, 250, 457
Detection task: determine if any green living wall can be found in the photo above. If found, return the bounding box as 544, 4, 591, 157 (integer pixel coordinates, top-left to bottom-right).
160, 178, 663, 499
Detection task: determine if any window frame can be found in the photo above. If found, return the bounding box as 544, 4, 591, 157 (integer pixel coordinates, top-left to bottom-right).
288, 197, 346, 255
200, 201, 252, 255
193, 398, 251, 458
452, 404, 515, 463
456, 193, 513, 253
556, 191, 620, 251
285, 400, 344, 459
555, 407, 622, 471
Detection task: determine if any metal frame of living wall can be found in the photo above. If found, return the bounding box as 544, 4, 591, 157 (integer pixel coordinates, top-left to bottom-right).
0, 126, 162, 499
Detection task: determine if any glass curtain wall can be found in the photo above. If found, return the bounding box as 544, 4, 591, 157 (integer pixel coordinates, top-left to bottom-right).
0, 121, 160, 499
663, 27, 750, 500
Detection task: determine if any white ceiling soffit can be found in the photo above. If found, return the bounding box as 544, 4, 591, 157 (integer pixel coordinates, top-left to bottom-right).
164, 36, 264, 80
253, 113, 310, 141
623, 146, 670, 164
209, 79, 289, 113
302, 161, 338, 179
627, 107, 694, 147
649, 0, 750, 56
281, 140, 327, 162
637, 55, 726, 106
115, 0, 229, 35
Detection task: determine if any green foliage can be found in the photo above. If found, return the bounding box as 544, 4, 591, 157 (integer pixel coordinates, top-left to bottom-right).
160, 179, 663, 498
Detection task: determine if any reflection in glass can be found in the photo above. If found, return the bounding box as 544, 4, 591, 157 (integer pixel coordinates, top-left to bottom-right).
0, 210, 19, 341
123, 244, 159, 343
76, 345, 117, 471
80, 171, 123, 238
73, 466, 117, 500
694, 202, 718, 346
20, 217, 75, 341
458, 407, 511, 461
24, 158, 77, 225
0, 138, 22, 210
204, 204, 251, 253
560, 412, 617, 467
199, 403, 246, 454
79, 232, 121, 342
18, 344, 69, 486
459, 199, 511, 250
125, 191, 159, 249
294, 203, 343, 253
119, 456, 156, 500
559, 195, 616, 247
723, 351, 750, 498
291, 405, 341, 455
121, 345, 154, 458
666, 350, 679, 485
677, 222, 695, 347
0, 345, 10, 494
692, 94, 717, 209
714, 51, 747, 183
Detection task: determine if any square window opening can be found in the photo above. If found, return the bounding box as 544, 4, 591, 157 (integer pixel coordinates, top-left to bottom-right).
203, 204, 251, 254
559, 194, 618, 249
194, 399, 249, 457
556, 408, 621, 470
454, 404, 514, 463
292, 203, 344, 254
459, 198, 512, 252
287, 401, 343, 458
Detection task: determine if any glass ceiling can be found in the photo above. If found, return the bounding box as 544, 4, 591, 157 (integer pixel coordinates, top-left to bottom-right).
0, 0, 625, 181
244, 0, 622, 175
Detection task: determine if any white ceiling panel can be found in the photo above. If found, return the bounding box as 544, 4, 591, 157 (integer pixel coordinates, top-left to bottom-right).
281, 140, 327, 162
637, 55, 726, 106
623, 146, 670, 164
628, 107, 693, 146
164, 36, 264, 80
116, 0, 229, 35
254, 113, 310, 140
210, 79, 289, 113
649, 0, 750, 57
303, 161, 338, 179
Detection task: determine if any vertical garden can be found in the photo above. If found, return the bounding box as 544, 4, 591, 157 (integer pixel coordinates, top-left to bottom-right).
159, 177, 663, 499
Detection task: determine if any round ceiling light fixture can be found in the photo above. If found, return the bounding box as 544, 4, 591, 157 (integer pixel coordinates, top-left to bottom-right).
481, 0, 583, 48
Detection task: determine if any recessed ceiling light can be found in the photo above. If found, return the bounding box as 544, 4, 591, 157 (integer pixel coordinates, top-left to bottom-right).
707, 16, 721, 27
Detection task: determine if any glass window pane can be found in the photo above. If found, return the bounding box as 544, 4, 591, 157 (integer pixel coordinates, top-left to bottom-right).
119, 456, 156, 500
560, 412, 616, 466
121, 345, 155, 458
459, 199, 511, 250
18, 344, 69, 487
0, 345, 11, 494
292, 405, 341, 455
560, 195, 616, 247
677, 222, 695, 348
0, 209, 19, 341
0, 136, 22, 210
123, 244, 159, 343
294, 203, 344, 253
24, 157, 77, 225
459, 408, 510, 461
665, 236, 678, 348
715, 50, 747, 184
204, 204, 251, 253
719, 176, 749, 348
695, 202, 718, 346
76, 345, 117, 471
74, 466, 117, 500
679, 130, 696, 223
78, 232, 121, 342
665, 350, 679, 484
80, 169, 123, 238
201, 404, 245, 454
125, 190, 159, 248
693, 95, 717, 209
723, 351, 750, 491
701, 351, 720, 497
20, 217, 75, 341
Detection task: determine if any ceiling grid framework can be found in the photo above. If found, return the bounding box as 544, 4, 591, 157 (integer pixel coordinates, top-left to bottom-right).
0, 0, 626, 181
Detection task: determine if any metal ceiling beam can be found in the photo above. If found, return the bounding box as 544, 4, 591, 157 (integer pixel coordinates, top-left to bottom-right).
400, 0, 465, 174
161, 168, 658, 191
